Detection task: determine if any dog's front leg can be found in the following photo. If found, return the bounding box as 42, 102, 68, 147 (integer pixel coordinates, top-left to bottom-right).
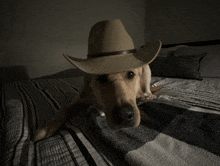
34, 104, 73, 141
142, 64, 155, 101
34, 112, 67, 142
34, 97, 91, 142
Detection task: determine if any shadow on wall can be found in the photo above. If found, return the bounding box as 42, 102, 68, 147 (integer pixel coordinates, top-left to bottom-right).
0, 66, 30, 84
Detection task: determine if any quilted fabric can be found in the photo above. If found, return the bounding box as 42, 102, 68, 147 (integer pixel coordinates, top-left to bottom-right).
1, 76, 220, 166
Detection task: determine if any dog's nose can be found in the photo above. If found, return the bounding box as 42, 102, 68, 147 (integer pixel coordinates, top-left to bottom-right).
112, 104, 135, 125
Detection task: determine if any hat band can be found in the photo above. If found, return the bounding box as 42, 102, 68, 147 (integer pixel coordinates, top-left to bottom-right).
87, 49, 137, 58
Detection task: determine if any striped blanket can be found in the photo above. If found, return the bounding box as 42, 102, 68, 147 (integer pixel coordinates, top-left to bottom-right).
1, 76, 220, 166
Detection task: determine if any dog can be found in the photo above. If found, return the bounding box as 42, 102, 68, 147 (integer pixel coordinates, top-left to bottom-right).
34, 19, 161, 141
34, 64, 155, 141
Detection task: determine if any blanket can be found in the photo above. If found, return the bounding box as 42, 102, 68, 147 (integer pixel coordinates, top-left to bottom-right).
1, 76, 220, 166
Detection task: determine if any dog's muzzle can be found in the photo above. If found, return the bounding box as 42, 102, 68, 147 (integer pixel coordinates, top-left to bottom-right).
112, 103, 136, 127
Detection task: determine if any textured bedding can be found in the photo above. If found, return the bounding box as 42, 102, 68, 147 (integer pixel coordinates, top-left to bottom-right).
1, 76, 220, 166
152, 77, 220, 111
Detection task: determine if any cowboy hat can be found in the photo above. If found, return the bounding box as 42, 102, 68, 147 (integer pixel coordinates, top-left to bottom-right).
63, 19, 162, 74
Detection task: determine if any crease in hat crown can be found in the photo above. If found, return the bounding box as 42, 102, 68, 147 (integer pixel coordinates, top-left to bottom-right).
87, 19, 135, 58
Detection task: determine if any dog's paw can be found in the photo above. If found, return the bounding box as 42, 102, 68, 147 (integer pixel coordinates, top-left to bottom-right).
34, 121, 62, 142
34, 127, 49, 142
142, 93, 155, 101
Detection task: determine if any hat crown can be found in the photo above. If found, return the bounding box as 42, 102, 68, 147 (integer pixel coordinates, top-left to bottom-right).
88, 19, 134, 58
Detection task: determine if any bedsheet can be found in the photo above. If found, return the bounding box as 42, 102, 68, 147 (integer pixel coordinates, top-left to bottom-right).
1, 76, 220, 166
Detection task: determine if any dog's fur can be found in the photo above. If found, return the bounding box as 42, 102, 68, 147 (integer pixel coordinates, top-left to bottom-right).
34, 64, 155, 141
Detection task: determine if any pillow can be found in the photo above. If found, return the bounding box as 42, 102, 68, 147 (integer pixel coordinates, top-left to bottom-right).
174, 46, 207, 56
150, 52, 206, 80
200, 54, 220, 78
173, 45, 220, 78
195, 45, 220, 78
158, 45, 188, 57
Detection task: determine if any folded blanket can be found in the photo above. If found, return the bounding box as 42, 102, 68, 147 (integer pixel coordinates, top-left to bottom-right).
70, 99, 220, 166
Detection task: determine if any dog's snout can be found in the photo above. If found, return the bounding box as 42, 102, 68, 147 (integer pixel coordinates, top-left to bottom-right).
112, 104, 135, 126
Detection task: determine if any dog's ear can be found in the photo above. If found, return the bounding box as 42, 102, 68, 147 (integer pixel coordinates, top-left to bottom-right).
134, 68, 144, 99
136, 86, 145, 98
137, 67, 146, 93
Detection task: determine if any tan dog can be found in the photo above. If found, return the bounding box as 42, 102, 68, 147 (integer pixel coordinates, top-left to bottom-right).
34, 64, 154, 141
34, 19, 162, 141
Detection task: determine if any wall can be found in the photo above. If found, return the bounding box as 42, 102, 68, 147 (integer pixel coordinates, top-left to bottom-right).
2, 0, 220, 81
145, 0, 220, 44
0, 0, 145, 80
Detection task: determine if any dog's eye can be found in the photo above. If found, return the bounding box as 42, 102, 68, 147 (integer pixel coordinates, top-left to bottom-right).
97, 75, 108, 84
127, 71, 135, 79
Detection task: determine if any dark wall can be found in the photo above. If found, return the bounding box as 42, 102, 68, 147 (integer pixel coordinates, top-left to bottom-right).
145, 0, 220, 44
1, 0, 219, 82
0, 0, 146, 80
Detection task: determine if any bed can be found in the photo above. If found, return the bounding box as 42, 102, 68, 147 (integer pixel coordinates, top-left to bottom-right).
1, 42, 220, 166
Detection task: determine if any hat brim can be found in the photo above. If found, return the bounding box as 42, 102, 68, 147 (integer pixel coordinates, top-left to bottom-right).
63, 41, 162, 74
